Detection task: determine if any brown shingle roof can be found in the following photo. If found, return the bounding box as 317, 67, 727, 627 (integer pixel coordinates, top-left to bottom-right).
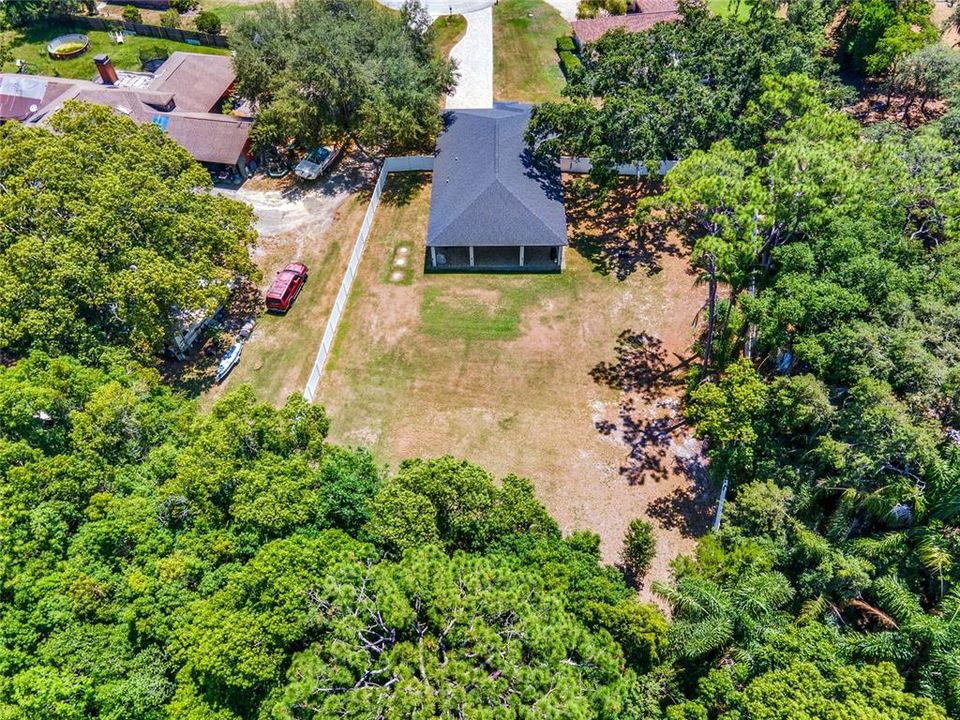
635, 0, 679, 13
149, 52, 235, 112
571, 11, 680, 45
0, 53, 248, 166
0, 76, 80, 121
163, 113, 252, 165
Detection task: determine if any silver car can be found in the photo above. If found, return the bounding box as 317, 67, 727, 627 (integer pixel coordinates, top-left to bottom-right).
294, 145, 340, 180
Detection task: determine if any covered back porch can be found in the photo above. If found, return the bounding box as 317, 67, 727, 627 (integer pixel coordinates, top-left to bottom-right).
428, 244, 564, 272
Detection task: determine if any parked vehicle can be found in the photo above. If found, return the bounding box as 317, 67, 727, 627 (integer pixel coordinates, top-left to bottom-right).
264, 152, 289, 178
215, 342, 243, 383
238, 317, 257, 340
294, 145, 340, 180
265, 262, 308, 312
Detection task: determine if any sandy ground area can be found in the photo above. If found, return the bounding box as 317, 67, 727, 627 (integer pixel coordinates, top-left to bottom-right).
318, 176, 713, 602
191, 156, 375, 405
934, 0, 959, 47
216, 154, 372, 238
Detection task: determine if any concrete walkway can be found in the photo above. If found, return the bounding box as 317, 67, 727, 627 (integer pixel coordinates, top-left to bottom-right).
445, 7, 494, 109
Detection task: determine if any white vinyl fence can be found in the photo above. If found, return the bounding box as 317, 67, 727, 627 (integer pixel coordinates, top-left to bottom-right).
302, 155, 434, 403
301, 152, 675, 403
560, 156, 678, 176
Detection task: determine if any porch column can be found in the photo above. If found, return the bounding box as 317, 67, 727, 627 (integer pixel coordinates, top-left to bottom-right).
559, 246, 566, 270
519, 246, 525, 267
430, 246, 437, 267
469, 246, 475, 268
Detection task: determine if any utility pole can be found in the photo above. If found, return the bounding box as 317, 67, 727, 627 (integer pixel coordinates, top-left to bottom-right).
745, 210, 760, 360
713, 470, 729, 532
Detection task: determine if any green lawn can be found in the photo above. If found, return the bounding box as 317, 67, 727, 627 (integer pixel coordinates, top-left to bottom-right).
430, 14, 467, 60
316, 174, 707, 574
493, 0, 567, 103
707, 0, 751, 19
2, 22, 227, 79
204, 0, 269, 30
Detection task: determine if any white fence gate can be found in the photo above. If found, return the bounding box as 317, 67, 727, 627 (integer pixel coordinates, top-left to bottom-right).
302, 155, 434, 403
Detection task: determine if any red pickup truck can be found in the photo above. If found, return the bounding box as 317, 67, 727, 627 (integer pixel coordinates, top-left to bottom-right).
265, 262, 308, 312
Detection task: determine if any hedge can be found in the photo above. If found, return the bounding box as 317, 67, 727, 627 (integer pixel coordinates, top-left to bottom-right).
558, 49, 582, 77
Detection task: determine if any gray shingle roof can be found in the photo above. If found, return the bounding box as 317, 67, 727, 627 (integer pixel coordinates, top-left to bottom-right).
427, 103, 567, 248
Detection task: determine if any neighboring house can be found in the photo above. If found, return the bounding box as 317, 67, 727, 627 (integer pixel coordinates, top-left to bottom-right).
570, 5, 680, 47
0, 52, 251, 173
427, 103, 567, 272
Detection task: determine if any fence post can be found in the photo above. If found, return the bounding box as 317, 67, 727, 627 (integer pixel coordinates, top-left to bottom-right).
301, 157, 433, 402
50, 12, 229, 48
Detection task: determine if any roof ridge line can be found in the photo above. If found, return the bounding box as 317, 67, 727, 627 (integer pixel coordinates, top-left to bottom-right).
494, 177, 566, 243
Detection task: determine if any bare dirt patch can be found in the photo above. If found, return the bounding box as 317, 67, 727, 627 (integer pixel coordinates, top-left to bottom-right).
934, 0, 959, 48
318, 174, 713, 601
187, 156, 375, 406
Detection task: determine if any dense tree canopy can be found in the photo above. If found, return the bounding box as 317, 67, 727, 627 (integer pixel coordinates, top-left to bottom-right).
643, 56, 960, 716
526, 3, 845, 184
838, 0, 938, 75
0, 103, 256, 363
3, 0, 960, 716
0, 354, 668, 719
230, 0, 455, 153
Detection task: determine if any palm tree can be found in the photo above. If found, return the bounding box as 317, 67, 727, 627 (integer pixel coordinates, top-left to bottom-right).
653, 569, 795, 661
853, 577, 960, 716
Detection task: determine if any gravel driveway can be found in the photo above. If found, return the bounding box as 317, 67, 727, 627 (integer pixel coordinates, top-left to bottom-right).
215, 154, 373, 237
446, 8, 494, 109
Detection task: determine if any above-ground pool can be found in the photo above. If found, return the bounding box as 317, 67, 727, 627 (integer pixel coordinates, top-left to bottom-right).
47, 33, 90, 60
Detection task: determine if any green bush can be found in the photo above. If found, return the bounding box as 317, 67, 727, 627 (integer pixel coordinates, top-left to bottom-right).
576, 0, 598, 18
622, 518, 656, 580
577, 0, 627, 16
160, 8, 180, 27
121, 4, 141, 22
170, 0, 199, 11
556, 35, 576, 52
558, 49, 582, 78
194, 9, 222, 34
607, 0, 628, 13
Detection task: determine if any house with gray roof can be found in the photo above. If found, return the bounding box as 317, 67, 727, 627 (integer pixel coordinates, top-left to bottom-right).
427, 103, 567, 272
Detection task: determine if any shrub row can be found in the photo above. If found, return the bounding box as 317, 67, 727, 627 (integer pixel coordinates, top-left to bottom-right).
559, 49, 582, 77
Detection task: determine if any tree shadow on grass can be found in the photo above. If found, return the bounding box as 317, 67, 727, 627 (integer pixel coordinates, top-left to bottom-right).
564, 178, 681, 281
646, 464, 715, 539
379, 171, 431, 207
591, 329, 707, 502
591, 329, 695, 401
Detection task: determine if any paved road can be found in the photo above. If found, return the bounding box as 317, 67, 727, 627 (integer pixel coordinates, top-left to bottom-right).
446, 7, 494, 109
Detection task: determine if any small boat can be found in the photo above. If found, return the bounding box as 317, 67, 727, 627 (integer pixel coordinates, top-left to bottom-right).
215, 342, 243, 383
